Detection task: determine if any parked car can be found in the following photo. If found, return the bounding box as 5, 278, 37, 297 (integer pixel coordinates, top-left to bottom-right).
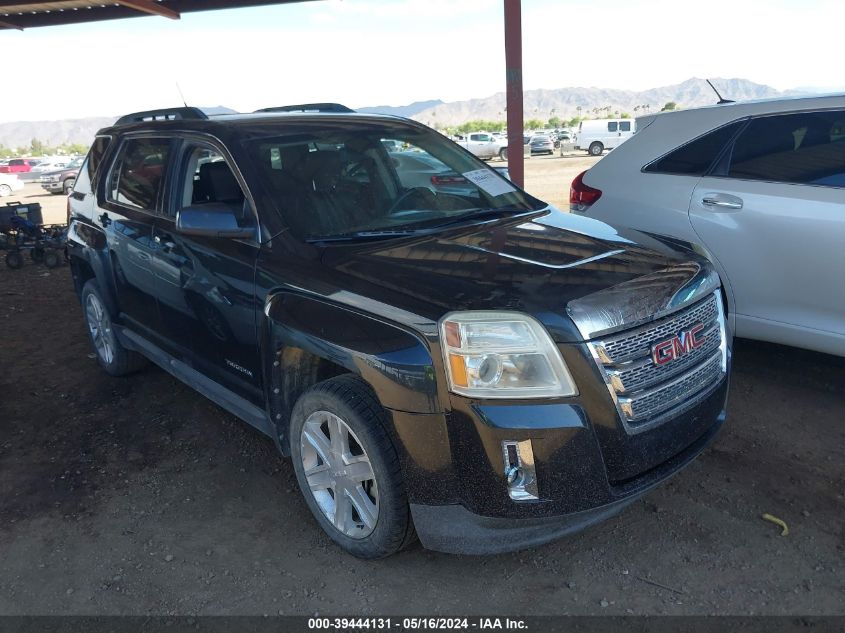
39, 156, 84, 195
454, 131, 507, 160
529, 134, 555, 155
32, 157, 72, 173
571, 94, 845, 357
0, 158, 38, 174
67, 104, 731, 558
574, 119, 636, 156
0, 173, 25, 197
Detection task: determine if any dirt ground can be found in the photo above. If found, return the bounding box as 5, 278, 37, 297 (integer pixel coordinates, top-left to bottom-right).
1, 166, 843, 617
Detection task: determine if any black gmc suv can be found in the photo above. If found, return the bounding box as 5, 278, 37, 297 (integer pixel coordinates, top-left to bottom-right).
66, 104, 731, 558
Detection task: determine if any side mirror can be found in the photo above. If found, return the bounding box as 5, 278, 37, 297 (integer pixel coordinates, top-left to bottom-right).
176, 204, 255, 239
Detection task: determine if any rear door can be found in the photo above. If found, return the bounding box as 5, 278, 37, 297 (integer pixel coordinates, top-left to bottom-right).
153, 138, 263, 404
98, 136, 173, 338
689, 109, 845, 348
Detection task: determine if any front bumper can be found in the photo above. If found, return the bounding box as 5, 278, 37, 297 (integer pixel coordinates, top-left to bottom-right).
408, 403, 726, 554
41, 181, 63, 192
390, 361, 729, 554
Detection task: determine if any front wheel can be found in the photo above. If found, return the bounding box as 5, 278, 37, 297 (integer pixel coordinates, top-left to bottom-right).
0, 184, 11, 197
290, 374, 416, 559
63, 178, 76, 195
499, 147, 508, 161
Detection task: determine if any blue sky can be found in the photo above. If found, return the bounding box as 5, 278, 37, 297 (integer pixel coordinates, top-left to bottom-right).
0, 0, 841, 122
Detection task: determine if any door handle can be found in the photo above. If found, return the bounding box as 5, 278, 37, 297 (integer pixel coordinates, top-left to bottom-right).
701, 195, 743, 210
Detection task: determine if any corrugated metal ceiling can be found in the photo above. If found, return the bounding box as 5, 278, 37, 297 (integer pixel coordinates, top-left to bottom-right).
0, 0, 313, 30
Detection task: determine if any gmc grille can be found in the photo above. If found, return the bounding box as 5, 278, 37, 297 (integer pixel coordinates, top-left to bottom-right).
589, 292, 727, 433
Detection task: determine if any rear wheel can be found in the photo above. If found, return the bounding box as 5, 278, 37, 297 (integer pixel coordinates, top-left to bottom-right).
589, 142, 604, 156
81, 280, 147, 376
5, 251, 23, 269
0, 184, 11, 197
499, 147, 508, 161
290, 374, 416, 559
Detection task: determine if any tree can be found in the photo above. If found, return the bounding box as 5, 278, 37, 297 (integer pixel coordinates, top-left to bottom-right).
548, 115, 562, 128
524, 118, 545, 130
661, 101, 678, 112
30, 138, 45, 155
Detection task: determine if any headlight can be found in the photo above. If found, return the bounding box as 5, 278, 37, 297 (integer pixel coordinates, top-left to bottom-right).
440, 311, 577, 398
49, 175, 61, 182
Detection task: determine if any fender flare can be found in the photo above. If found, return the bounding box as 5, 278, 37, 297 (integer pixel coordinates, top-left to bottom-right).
261, 289, 442, 447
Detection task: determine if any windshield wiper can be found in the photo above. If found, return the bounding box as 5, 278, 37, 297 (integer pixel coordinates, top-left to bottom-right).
306, 230, 423, 244
426, 207, 535, 229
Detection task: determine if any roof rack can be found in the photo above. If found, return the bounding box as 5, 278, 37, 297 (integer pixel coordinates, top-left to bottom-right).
253, 103, 354, 114
115, 107, 209, 126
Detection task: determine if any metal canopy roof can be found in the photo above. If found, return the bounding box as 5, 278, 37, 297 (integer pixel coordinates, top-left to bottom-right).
0, 0, 311, 30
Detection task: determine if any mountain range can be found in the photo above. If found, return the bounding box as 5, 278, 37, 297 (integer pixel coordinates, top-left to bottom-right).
0, 78, 819, 150
407, 77, 805, 126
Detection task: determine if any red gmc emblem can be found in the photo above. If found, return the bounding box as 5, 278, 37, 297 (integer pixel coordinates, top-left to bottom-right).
652, 324, 706, 365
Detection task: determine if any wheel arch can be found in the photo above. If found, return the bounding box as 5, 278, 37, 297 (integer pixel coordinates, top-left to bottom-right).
261, 290, 441, 452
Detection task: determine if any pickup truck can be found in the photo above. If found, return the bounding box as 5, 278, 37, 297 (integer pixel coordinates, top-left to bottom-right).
454, 132, 507, 161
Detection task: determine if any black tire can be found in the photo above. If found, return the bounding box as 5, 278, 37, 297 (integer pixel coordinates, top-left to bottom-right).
589, 142, 604, 156
43, 250, 61, 269
81, 279, 148, 376
499, 147, 508, 161
63, 178, 76, 195
5, 251, 23, 269
289, 374, 417, 559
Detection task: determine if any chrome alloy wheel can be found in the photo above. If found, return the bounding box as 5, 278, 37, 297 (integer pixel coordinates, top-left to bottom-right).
85, 293, 115, 365
299, 410, 379, 538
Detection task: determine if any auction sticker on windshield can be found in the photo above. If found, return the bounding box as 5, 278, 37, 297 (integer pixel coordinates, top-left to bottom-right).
462, 169, 517, 197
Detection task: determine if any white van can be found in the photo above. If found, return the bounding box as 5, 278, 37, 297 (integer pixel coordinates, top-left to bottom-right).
574, 119, 636, 156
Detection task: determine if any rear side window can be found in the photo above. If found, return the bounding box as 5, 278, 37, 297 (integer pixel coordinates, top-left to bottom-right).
728, 110, 845, 187
608, 122, 618, 132
107, 138, 171, 211
87, 136, 112, 182
644, 120, 746, 176
620, 121, 632, 132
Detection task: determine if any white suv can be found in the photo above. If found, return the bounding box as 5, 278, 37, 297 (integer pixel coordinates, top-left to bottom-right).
571, 94, 845, 357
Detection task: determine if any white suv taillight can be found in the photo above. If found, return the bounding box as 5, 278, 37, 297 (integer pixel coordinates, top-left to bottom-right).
570, 170, 602, 212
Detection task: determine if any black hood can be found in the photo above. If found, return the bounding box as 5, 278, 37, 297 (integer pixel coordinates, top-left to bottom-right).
313, 208, 714, 343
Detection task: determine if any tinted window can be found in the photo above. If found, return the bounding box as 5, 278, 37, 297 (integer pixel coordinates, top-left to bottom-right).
87, 136, 112, 182
620, 121, 632, 132
608, 122, 618, 132
645, 120, 745, 176
728, 110, 845, 186
9, 159, 22, 166
108, 138, 171, 210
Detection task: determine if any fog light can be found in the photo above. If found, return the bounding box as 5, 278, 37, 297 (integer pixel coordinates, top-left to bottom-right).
501, 440, 539, 501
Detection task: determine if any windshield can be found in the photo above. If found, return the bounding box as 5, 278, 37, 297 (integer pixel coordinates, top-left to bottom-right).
245, 121, 542, 241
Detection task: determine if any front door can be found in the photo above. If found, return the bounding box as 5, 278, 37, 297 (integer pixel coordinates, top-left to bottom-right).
153, 141, 263, 404
689, 109, 845, 351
